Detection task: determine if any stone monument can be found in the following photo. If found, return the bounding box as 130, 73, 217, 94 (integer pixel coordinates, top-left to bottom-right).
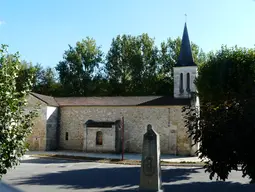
139, 124, 163, 192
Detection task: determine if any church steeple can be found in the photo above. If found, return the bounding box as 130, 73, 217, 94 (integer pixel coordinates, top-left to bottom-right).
176, 22, 196, 67
173, 22, 198, 99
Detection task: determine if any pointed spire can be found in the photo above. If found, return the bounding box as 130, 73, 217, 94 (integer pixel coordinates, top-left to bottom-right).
176, 22, 196, 67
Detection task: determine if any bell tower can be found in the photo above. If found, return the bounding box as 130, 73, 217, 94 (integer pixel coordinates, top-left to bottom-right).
173, 22, 198, 98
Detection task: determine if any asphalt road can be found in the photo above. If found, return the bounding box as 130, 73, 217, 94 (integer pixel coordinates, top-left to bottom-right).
2, 157, 255, 192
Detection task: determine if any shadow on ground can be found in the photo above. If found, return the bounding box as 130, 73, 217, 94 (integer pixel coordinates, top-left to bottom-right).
11, 165, 255, 191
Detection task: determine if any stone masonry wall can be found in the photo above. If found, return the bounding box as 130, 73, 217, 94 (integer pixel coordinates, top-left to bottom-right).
84, 127, 115, 153
26, 95, 47, 151
59, 106, 193, 155
173, 66, 197, 99
46, 106, 58, 150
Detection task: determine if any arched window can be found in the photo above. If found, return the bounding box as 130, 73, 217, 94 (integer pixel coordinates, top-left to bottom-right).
96, 131, 103, 145
186, 73, 190, 92
180, 73, 184, 93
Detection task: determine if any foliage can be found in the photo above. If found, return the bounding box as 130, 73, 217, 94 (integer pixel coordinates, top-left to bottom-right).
105, 34, 159, 95
55, 37, 103, 96
32, 64, 61, 96
16, 60, 37, 92
105, 35, 205, 96
14, 34, 205, 97
0, 45, 37, 178
16, 62, 61, 96
183, 46, 255, 182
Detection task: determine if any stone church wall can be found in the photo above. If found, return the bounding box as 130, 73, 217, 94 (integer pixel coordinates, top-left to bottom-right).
83, 127, 116, 153
26, 95, 47, 151
173, 66, 197, 98
26, 95, 59, 151
46, 106, 58, 150
59, 106, 193, 156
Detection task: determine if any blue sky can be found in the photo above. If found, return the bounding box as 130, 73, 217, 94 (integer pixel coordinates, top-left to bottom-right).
0, 0, 254, 68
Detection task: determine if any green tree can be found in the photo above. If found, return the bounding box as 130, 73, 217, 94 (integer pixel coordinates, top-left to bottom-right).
56, 37, 103, 96
16, 60, 37, 92
105, 34, 159, 96
33, 65, 60, 96
132, 34, 159, 95
16, 62, 61, 96
183, 46, 255, 182
106, 35, 205, 96
0, 45, 37, 178
89, 66, 110, 96
105, 35, 133, 96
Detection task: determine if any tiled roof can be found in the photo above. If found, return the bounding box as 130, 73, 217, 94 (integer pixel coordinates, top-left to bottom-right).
30, 92, 59, 107
137, 96, 190, 106
54, 96, 190, 106
55, 96, 162, 106
30, 93, 191, 106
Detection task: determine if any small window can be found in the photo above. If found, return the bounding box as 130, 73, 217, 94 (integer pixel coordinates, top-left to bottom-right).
65, 132, 68, 141
180, 73, 184, 93
186, 73, 190, 92
96, 131, 103, 145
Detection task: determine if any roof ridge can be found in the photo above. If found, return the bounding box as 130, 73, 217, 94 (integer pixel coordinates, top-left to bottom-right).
54, 95, 163, 98
30, 92, 59, 107
54, 96, 190, 106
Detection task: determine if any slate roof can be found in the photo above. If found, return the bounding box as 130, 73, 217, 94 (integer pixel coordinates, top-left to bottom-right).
30, 92, 59, 107
176, 22, 197, 67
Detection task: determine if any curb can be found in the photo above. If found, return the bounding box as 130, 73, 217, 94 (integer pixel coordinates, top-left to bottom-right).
27, 154, 205, 167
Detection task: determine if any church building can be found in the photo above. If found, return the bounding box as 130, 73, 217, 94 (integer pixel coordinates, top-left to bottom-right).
26, 23, 199, 156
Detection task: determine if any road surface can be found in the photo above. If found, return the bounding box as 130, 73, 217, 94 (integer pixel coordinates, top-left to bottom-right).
2, 157, 255, 192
